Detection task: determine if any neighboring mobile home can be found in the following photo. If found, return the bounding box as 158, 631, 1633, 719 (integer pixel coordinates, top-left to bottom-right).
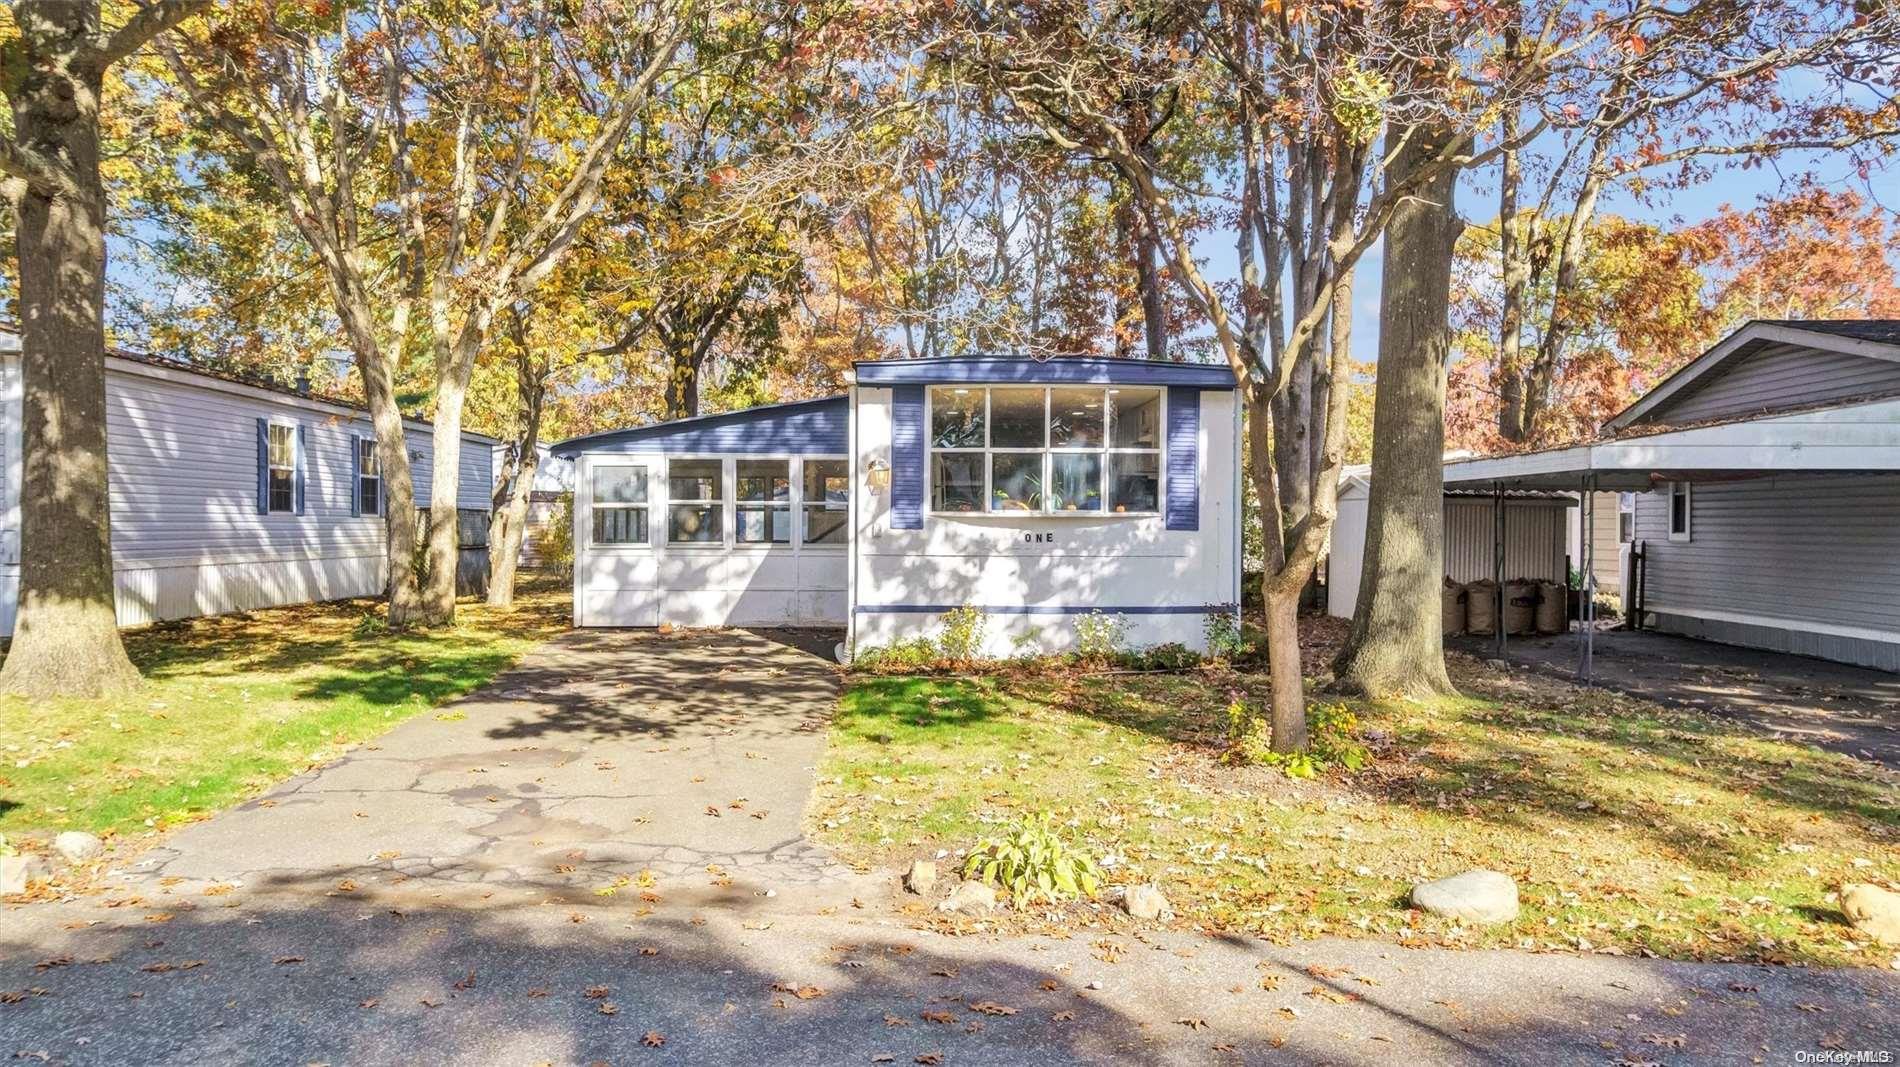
552, 356, 1242, 657
1442, 319, 1900, 671
0, 335, 497, 636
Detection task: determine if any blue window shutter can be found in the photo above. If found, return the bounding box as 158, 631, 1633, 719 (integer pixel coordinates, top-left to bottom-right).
1165, 386, 1199, 531
294, 424, 308, 515
891, 384, 925, 530
350, 436, 362, 517
255, 418, 270, 515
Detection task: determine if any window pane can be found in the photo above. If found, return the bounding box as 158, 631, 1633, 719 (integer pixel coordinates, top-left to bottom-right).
670, 459, 722, 501
593, 465, 648, 504
358, 438, 380, 476
1049, 387, 1104, 448
804, 506, 847, 544
1049, 452, 1102, 511
669, 503, 722, 543
932, 452, 984, 513
804, 459, 848, 507
736, 505, 791, 544
268, 424, 294, 469
930, 387, 985, 448
1108, 452, 1159, 512
269, 469, 294, 513
593, 507, 648, 544
989, 452, 1042, 511
989, 388, 1044, 448
737, 460, 790, 502
360, 477, 382, 516
1109, 388, 1161, 449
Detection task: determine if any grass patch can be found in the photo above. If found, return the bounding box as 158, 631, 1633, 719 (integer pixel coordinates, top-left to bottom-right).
0, 575, 567, 840
813, 642, 1900, 966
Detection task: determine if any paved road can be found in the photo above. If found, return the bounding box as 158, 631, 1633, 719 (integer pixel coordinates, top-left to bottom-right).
1, 887, 1894, 1065
126, 627, 865, 904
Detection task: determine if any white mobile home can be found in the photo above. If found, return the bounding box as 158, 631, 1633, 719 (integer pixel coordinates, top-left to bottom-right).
1442, 319, 1900, 672
553, 356, 1243, 657
0, 340, 497, 636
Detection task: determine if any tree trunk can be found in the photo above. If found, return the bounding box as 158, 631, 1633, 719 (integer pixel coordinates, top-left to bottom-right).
1264, 584, 1305, 752
487, 361, 545, 606
664, 343, 699, 420
419, 373, 470, 625
1332, 124, 1460, 698
1135, 222, 1167, 360
0, 7, 143, 698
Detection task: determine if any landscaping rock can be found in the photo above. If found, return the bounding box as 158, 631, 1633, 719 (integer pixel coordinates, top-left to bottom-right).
903, 859, 937, 896
0, 855, 26, 895
54, 831, 103, 863
1123, 883, 1172, 920
1840, 883, 1900, 945
1411, 869, 1520, 925
937, 880, 997, 914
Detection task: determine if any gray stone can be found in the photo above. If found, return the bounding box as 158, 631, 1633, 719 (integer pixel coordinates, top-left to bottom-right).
937, 880, 997, 914
0, 855, 26, 895
1411, 869, 1520, 925
1123, 883, 1172, 920
54, 831, 103, 863
1840, 883, 1900, 945
903, 859, 937, 896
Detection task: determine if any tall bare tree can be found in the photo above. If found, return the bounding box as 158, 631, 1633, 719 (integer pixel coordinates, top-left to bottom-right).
0, 0, 209, 698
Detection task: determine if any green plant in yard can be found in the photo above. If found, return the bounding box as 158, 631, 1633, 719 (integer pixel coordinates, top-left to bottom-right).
853, 637, 940, 673
938, 606, 986, 663
1202, 610, 1248, 661
1222, 699, 1369, 777
543, 493, 575, 576
962, 813, 1101, 906
1074, 611, 1126, 661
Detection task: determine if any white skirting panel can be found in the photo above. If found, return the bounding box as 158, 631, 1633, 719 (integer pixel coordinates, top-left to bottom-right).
0, 554, 386, 637
855, 608, 1211, 659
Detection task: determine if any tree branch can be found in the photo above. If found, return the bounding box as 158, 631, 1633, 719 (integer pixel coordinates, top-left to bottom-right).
94, 0, 212, 65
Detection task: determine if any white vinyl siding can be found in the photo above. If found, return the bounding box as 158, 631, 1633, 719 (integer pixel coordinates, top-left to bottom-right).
0, 352, 495, 634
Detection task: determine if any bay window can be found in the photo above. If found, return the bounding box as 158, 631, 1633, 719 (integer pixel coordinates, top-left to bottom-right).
927, 385, 1163, 514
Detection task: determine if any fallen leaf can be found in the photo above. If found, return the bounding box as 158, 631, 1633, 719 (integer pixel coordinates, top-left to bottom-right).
921, 1010, 957, 1024
970, 1001, 1017, 1016
883, 1014, 912, 1028
642, 1031, 665, 1047
1178, 1017, 1208, 1030
915, 1055, 942, 1066
585, 985, 611, 999
453, 970, 477, 991
598, 1002, 620, 1016
1051, 1010, 1077, 1022
359, 997, 379, 1009
274, 956, 305, 965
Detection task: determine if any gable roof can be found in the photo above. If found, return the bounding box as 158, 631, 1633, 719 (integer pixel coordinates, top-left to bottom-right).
550, 395, 848, 458
1603, 319, 1900, 432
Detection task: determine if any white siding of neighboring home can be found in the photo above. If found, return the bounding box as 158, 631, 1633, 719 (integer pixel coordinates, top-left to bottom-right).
1637, 342, 1900, 427
1566, 490, 1622, 596
0, 352, 494, 635
1325, 485, 1570, 619
1631, 473, 1900, 670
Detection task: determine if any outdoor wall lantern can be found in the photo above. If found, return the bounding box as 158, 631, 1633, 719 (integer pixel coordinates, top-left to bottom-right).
866, 457, 891, 493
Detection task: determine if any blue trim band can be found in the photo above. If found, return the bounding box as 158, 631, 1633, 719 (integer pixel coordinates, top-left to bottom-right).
854, 356, 1237, 389
853, 604, 1236, 616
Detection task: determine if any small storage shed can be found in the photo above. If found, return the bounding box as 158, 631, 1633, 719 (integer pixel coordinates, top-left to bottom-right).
554, 356, 1244, 657
1325, 468, 1573, 620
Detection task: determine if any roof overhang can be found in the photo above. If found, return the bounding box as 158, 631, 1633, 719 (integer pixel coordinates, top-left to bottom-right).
1603, 320, 1900, 432
852, 356, 1238, 389
1446, 394, 1900, 491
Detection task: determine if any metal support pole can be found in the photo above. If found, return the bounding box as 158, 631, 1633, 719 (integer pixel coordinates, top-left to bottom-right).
1579, 474, 1597, 682
1493, 482, 1506, 656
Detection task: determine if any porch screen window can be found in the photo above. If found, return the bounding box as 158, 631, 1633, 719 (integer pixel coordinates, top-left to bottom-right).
357, 438, 382, 517
737, 460, 791, 544
926, 385, 1162, 514
1668, 482, 1692, 541
266, 424, 296, 514
592, 465, 649, 544
803, 459, 848, 544
668, 459, 724, 544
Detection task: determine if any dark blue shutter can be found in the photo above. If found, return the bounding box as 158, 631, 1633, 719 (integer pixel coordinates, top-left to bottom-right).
294, 424, 308, 515
255, 418, 270, 515
349, 436, 362, 517
891, 384, 925, 530
1165, 386, 1199, 531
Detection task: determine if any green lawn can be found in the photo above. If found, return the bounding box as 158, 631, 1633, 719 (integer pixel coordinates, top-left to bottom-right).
0, 578, 566, 840
812, 640, 1900, 967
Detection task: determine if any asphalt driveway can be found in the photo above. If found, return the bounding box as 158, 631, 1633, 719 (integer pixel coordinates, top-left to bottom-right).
127, 627, 862, 905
